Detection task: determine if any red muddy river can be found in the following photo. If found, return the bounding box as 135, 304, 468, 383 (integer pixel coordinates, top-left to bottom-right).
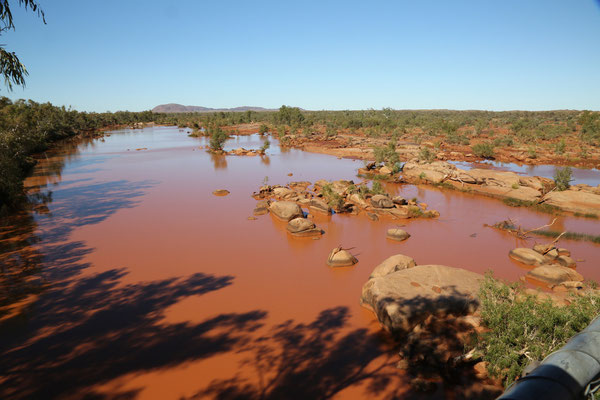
1, 126, 598, 399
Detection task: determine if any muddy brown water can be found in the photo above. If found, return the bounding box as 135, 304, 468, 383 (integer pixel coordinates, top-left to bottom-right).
0, 126, 598, 399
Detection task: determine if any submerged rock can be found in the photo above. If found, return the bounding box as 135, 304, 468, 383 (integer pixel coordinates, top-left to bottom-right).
386, 228, 410, 242
326, 247, 358, 267
361, 265, 483, 333
509, 248, 546, 266
212, 189, 230, 196
269, 201, 303, 221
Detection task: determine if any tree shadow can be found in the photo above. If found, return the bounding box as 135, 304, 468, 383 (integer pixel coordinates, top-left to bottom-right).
185, 306, 401, 400
0, 266, 266, 399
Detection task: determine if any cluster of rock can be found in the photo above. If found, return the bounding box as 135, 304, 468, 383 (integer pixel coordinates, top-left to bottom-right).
226, 147, 265, 157
251, 179, 439, 220
360, 254, 483, 334
255, 200, 323, 237
358, 162, 397, 178
398, 160, 600, 216
509, 244, 583, 290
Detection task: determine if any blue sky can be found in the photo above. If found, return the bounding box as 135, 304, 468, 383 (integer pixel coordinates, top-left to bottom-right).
4, 0, 600, 112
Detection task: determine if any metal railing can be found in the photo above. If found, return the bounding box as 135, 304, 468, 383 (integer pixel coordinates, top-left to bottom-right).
498, 316, 600, 399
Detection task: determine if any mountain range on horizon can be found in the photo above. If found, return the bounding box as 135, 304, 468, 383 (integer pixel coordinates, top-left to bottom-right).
152, 103, 276, 113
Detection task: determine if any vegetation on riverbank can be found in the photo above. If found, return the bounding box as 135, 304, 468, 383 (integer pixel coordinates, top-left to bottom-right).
0, 98, 155, 214
473, 274, 600, 387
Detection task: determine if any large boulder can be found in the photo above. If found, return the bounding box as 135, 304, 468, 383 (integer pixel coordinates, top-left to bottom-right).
370, 195, 394, 208
361, 265, 483, 333
269, 201, 303, 221
369, 254, 416, 279
286, 217, 322, 237
509, 248, 546, 266
326, 247, 358, 267
526, 265, 583, 286
386, 228, 410, 242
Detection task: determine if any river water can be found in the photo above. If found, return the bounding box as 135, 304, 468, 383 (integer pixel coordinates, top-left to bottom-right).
0, 126, 598, 399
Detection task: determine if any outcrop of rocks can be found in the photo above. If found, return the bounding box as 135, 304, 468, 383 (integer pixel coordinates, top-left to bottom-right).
399, 160, 600, 216
510, 242, 585, 289
252, 179, 439, 221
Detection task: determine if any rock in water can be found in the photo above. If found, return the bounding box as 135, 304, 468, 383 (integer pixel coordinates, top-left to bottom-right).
212, 189, 230, 196
369, 254, 416, 279
361, 265, 483, 333
526, 265, 583, 286
386, 228, 410, 242
269, 201, 303, 221
327, 247, 358, 267
508, 248, 546, 266
286, 218, 322, 237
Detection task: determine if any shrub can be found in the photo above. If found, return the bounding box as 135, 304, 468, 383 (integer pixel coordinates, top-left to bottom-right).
553, 166, 572, 191
373, 140, 400, 167
418, 147, 435, 163
260, 139, 270, 152
472, 142, 495, 159
554, 139, 566, 155
258, 124, 269, 135
527, 147, 537, 159
209, 126, 228, 152
321, 184, 344, 210
473, 274, 600, 387
370, 181, 385, 195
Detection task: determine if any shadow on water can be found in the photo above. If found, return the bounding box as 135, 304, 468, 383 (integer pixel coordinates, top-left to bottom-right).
186, 306, 399, 400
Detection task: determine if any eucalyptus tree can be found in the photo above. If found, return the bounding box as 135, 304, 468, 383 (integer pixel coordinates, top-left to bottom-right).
0, 0, 45, 90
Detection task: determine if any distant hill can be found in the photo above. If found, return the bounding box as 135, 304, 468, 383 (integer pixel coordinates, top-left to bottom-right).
152, 103, 276, 113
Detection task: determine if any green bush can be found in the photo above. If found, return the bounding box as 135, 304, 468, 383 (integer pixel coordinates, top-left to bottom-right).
473, 274, 600, 387
373, 140, 400, 167
472, 142, 495, 159
418, 147, 435, 163
553, 166, 572, 191
321, 184, 344, 210
258, 124, 269, 134
209, 126, 228, 152
554, 139, 566, 155
260, 139, 270, 152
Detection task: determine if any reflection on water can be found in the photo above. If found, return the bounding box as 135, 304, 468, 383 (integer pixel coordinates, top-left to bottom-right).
448, 160, 600, 187
0, 126, 598, 399
210, 153, 228, 170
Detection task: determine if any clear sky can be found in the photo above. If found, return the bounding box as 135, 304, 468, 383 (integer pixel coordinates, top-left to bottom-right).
4, 0, 600, 112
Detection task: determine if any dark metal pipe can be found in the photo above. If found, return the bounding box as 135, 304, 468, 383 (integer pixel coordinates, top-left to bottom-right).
498, 316, 600, 399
